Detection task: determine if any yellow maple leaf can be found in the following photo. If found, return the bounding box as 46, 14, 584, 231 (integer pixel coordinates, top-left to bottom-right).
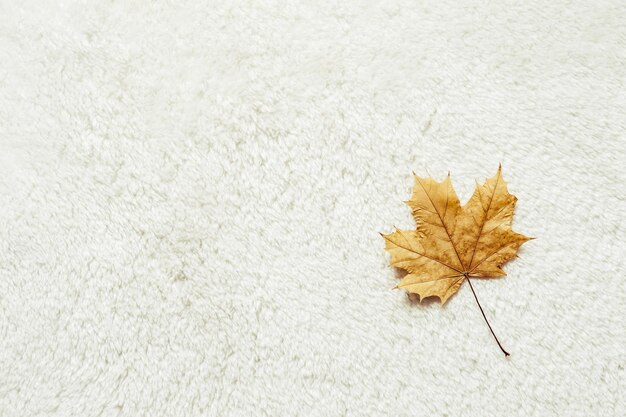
382, 166, 531, 355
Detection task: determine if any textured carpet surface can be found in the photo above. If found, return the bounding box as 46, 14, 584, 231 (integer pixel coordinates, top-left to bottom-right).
1, 1, 625, 416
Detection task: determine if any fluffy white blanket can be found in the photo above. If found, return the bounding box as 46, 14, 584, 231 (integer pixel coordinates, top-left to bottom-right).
1, 1, 624, 416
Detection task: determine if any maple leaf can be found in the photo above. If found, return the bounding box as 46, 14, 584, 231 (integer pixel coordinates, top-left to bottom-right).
382, 166, 531, 356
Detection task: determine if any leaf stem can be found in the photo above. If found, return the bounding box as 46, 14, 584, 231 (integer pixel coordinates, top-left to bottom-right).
465, 275, 510, 357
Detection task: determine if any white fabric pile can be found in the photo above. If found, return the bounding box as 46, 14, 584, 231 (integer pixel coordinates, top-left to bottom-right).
1, 1, 624, 415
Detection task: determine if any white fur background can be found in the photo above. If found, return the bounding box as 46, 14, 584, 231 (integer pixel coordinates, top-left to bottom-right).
1, 1, 625, 416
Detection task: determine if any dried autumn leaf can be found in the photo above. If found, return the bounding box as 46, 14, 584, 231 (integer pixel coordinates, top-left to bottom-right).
382, 166, 531, 356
